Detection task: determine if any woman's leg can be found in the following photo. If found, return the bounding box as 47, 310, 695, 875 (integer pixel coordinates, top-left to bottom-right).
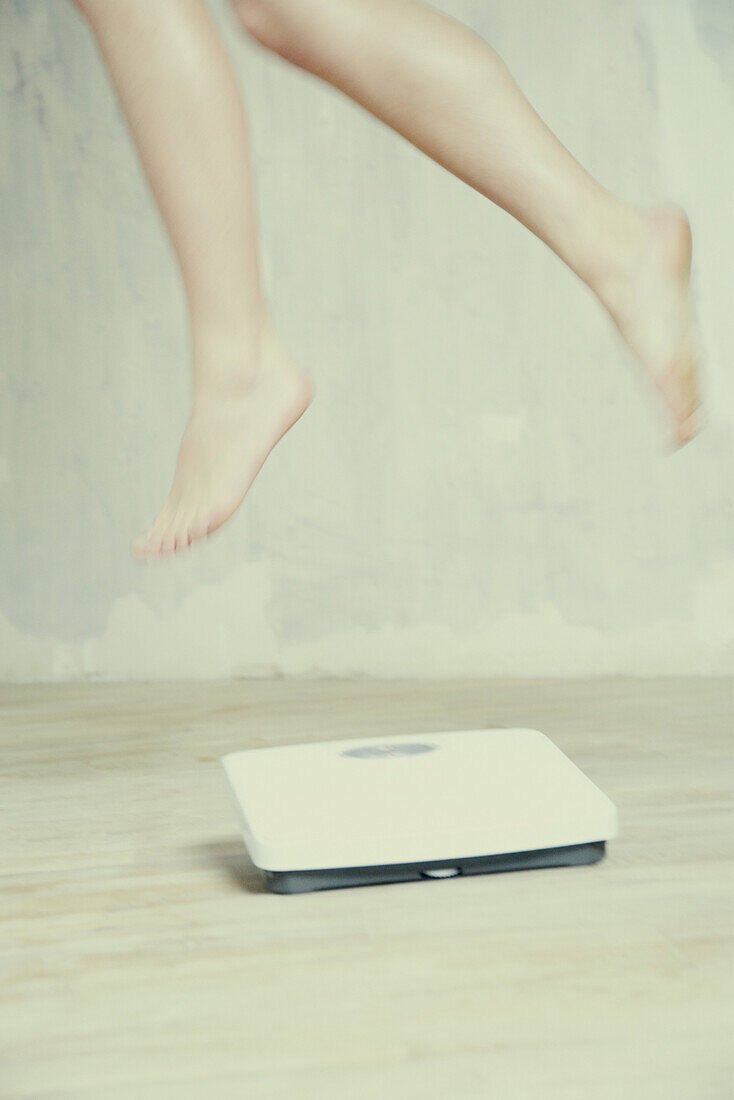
73, 0, 312, 559
233, 0, 701, 446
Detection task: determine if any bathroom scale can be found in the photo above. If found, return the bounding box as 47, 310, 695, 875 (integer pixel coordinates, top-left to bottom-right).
221, 727, 618, 894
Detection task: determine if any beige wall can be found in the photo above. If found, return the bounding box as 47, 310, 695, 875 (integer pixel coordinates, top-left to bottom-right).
2, 0, 734, 681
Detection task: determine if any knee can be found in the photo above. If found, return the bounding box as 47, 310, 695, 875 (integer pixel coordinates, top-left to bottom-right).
230, 0, 294, 55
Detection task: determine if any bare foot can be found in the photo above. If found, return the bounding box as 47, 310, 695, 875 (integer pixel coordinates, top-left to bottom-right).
596, 203, 702, 449
131, 323, 313, 560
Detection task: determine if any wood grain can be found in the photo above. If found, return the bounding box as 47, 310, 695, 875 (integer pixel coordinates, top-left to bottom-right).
2, 679, 732, 1098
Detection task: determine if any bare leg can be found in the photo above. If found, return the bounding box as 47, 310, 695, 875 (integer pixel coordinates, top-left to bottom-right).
73, 0, 313, 559
233, 0, 702, 447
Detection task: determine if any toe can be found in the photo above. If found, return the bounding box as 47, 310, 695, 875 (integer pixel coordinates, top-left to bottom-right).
131, 534, 150, 559
676, 405, 703, 447
188, 517, 209, 544
132, 524, 163, 560
165, 503, 194, 553
143, 499, 181, 558
160, 508, 187, 556
659, 356, 700, 443
174, 517, 193, 553
145, 523, 167, 558
158, 531, 177, 556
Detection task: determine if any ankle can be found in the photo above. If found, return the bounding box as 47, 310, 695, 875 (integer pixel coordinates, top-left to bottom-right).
584, 203, 651, 311
190, 315, 273, 400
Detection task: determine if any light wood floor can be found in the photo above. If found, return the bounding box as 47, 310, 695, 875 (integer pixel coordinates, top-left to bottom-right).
2, 679, 732, 1099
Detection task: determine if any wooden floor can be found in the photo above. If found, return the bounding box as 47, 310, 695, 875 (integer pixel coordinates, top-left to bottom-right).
2, 679, 732, 1099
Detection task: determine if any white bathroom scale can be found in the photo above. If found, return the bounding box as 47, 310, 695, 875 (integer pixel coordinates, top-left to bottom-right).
221, 727, 618, 894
